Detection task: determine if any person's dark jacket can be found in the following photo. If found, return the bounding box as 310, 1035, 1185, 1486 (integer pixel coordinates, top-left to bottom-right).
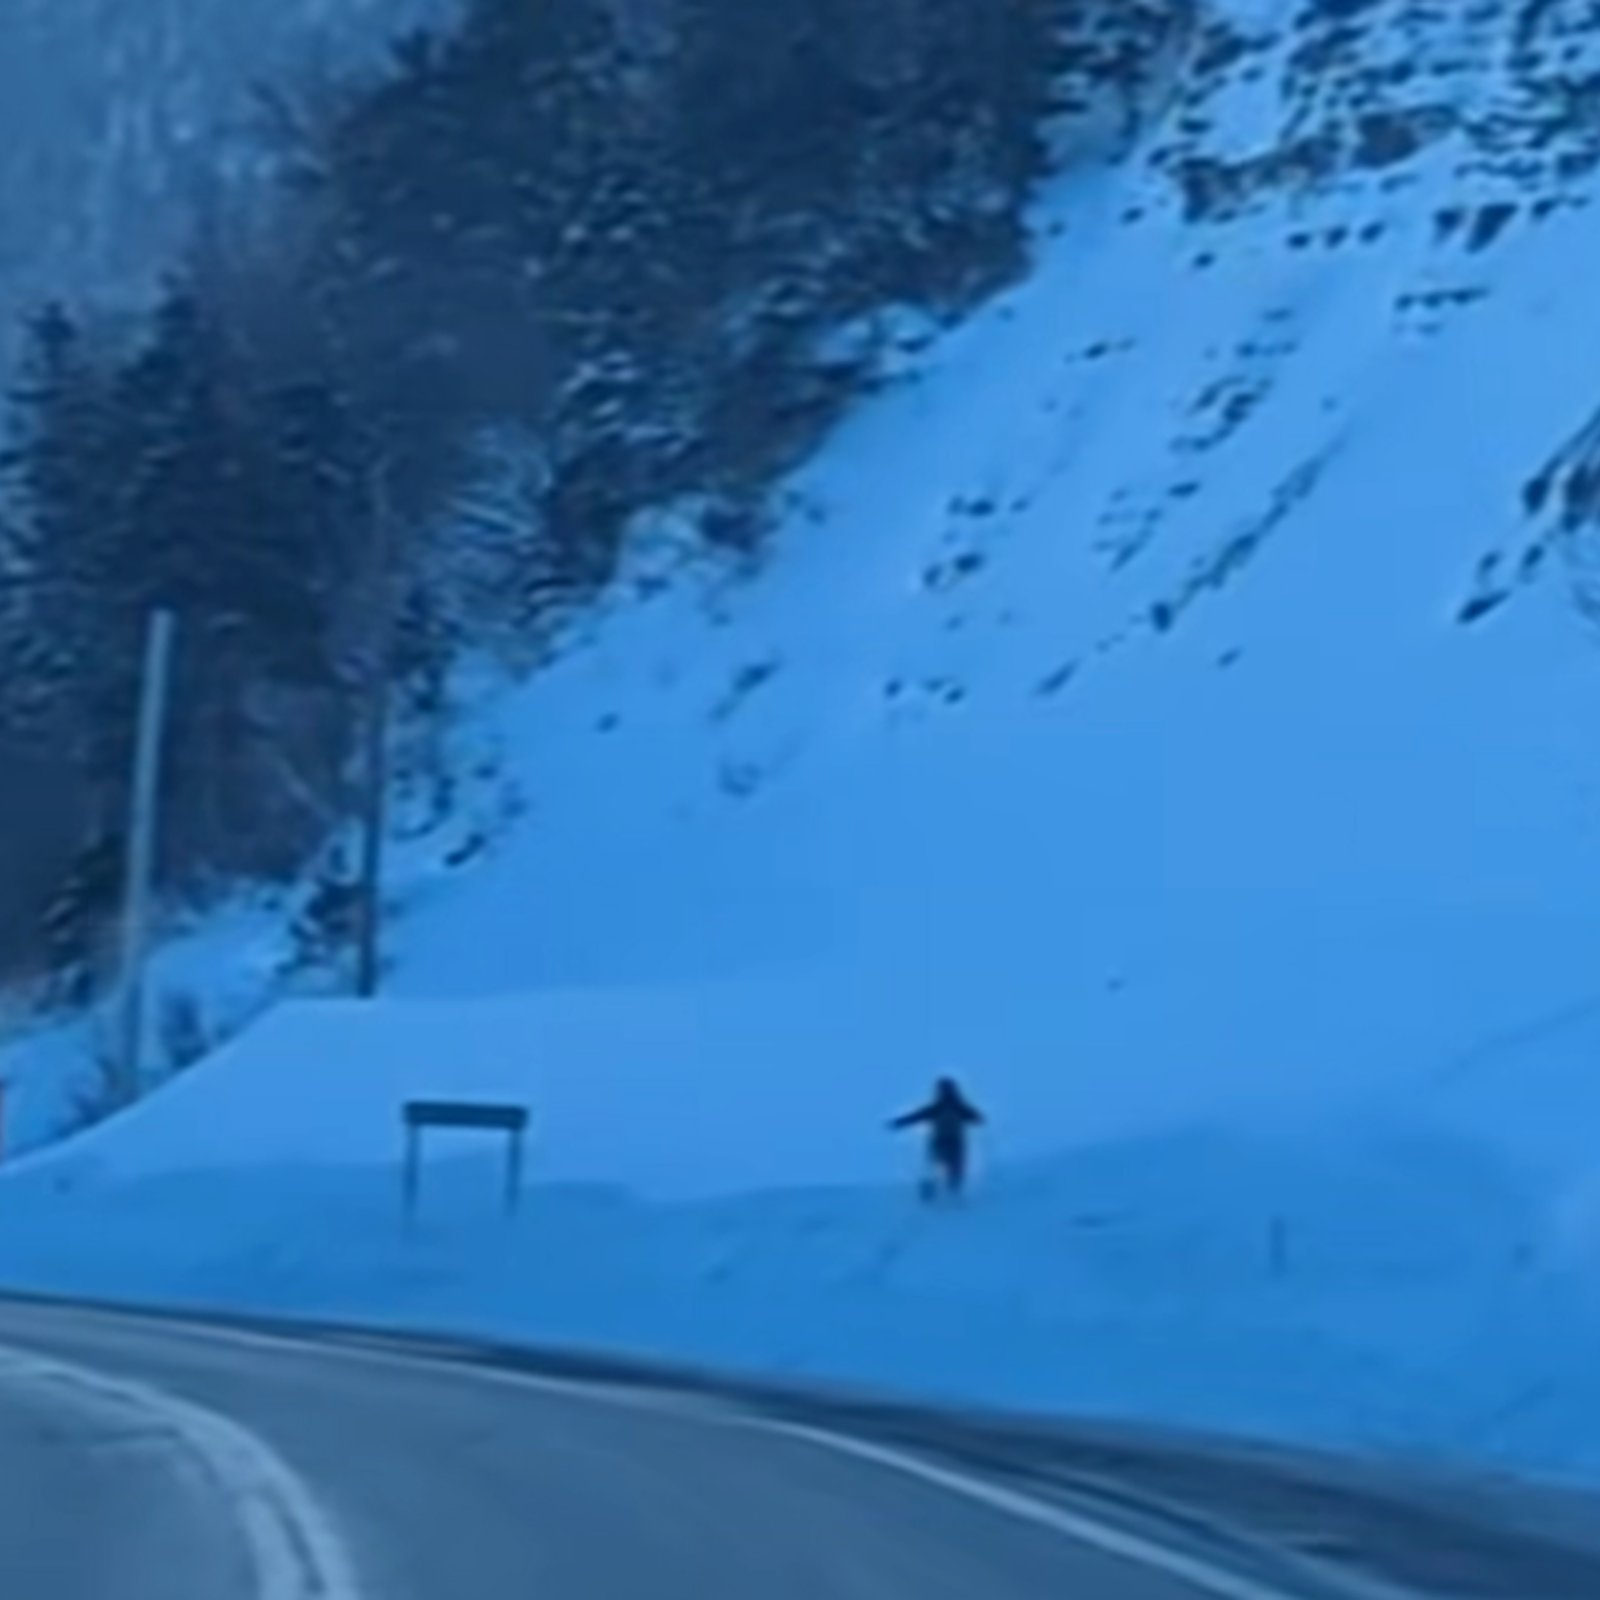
889, 1078, 984, 1160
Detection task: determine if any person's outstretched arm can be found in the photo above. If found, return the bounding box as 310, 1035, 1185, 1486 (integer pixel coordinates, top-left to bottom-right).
889, 1104, 933, 1129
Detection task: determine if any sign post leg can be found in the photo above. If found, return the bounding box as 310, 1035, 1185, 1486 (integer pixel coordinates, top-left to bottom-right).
403, 1124, 421, 1229
506, 1127, 524, 1217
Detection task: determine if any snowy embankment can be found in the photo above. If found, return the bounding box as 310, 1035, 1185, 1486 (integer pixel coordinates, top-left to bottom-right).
3, 1020, 1600, 1482
10, 0, 1600, 1484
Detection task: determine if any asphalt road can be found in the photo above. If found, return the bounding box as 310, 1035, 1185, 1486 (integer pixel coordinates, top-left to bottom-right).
3, 1297, 1600, 1600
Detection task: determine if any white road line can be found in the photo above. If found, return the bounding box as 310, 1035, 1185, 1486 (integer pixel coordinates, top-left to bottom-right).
92, 1310, 730, 1420
398, 1349, 1329, 1597
113, 1314, 1317, 1597
0, 1339, 364, 1600
758, 1423, 1315, 1600
2, 1307, 1347, 1599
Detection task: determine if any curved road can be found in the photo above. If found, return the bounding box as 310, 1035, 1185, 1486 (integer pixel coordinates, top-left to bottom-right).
3, 1298, 1600, 1600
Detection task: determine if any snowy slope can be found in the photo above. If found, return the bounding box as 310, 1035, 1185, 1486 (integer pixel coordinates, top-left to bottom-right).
14, 1, 1600, 1191
10, 0, 1600, 1483
369, 0, 1600, 1197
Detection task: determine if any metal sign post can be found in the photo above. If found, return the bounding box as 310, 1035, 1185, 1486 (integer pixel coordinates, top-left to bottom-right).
355, 461, 394, 1000
401, 1100, 530, 1227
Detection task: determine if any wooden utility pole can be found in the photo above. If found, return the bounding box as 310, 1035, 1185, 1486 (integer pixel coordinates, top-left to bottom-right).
354, 463, 393, 999
117, 608, 177, 1105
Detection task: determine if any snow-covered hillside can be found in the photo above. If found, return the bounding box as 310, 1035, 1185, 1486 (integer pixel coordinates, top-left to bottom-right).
10, 0, 1600, 1482
377, 0, 1600, 1196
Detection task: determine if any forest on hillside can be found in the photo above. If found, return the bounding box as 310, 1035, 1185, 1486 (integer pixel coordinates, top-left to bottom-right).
0, 0, 1172, 1000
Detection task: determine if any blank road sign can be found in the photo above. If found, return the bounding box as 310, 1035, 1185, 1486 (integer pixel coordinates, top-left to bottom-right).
401, 1099, 530, 1222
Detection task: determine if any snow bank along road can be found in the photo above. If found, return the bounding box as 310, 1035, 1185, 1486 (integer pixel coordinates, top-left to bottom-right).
3, 1297, 1600, 1600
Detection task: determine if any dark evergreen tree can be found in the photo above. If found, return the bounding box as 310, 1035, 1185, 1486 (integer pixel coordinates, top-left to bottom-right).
0, 304, 139, 981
